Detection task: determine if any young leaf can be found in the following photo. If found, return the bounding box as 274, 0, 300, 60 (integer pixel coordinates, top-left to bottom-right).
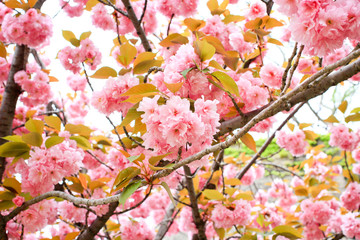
118, 42, 137, 67
0, 142, 30, 157
45, 136, 65, 149
212, 71, 240, 97
240, 133, 257, 152
119, 181, 142, 206
90, 66, 117, 79
159, 33, 189, 47
160, 182, 177, 207
338, 100, 348, 113
22, 132, 43, 147
184, 18, 206, 31
194, 39, 216, 62
202, 189, 224, 200
3, 178, 21, 194
25, 119, 44, 134
44, 116, 62, 131
69, 136, 92, 150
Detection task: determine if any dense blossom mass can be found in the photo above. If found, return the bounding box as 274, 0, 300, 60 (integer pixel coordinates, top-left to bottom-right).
0, 0, 360, 240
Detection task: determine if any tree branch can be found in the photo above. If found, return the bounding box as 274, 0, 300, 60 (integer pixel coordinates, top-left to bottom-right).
183, 166, 207, 240
121, 0, 152, 52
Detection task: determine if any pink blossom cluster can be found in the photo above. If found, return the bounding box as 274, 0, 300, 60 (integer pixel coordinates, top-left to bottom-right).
299, 199, 336, 239
58, 38, 102, 73
251, 116, 276, 133
224, 164, 264, 186
65, 92, 89, 124
138, 95, 219, 161
247, 0, 267, 20
329, 124, 360, 151
66, 74, 87, 91
340, 182, 360, 211
14, 70, 53, 107
274, 0, 360, 56
341, 213, 360, 239
16, 138, 84, 196
211, 200, 251, 229
276, 130, 307, 156
157, 0, 199, 18
119, 218, 154, 240
18, 200, 57, 233
60, 0, 87, 17
91, 4, 116, 31
91, 73, 139, 115
268, 179, 297, 210
2, 9, 52, 48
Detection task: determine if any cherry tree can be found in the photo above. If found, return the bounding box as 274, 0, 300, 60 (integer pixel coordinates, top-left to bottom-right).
0, 0, 360, 239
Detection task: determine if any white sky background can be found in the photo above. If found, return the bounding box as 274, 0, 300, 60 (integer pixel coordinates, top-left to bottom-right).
37, 0, 360, 139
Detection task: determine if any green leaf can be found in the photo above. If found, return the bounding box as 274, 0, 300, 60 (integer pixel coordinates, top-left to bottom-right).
69, 136, 92, 150
194, 39, 216, 62
351, 107, 360, 113
22, 132, 43, 147
121, 83, 158, 96
184, 18, 206, 31
25, 119, 44, 134
0, 200, 15, 211
202, 189, 224, 200
180, 68, 193, 79
223, 14, 245, 24
117, 42, 137, 67
0, 191, 16, 201
272, 225, 303, 239
62, 30, 80, 47
127, 154, 144, 163
3, 178, 21, 194
65, 124, 92, 138
160, 182, 177, 208
79, 31, 92, 41
119, 181, 142, 205
345, 113, 360, 123
120, 105, 143, 127
2, 135, 23, 142
133, 60, 162, 75
159, 33, 189, 47
0, 142, 30, 157
148, 153, 172, 166
90, 66, 117, 79
211, 71, 240, 97
45, 136, 65, 149
44, 116, 62, 131
113, 167, 139, 187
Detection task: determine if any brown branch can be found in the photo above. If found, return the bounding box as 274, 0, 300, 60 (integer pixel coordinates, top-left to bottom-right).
30, 49, 46, 69
281, 43, 298, 91
121, 0, 152, 52
167, 14, 175, 36
86, 150, 114, 171
98, 0, 128, 17
236, 102, 305, 180
183, 166, 207, 240
281, 44, 304, 96
139, 0, 147, 24
77, 201, 119, 240
143, 66, 163, 83
258, 162, 302, 179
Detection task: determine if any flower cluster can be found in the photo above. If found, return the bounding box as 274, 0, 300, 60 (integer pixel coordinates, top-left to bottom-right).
275, 0, 360, 56
138, 96, 219, 161
2, 9, 52, 48
211, 200, 251, 229
329, 124, 359, 151
58, 38, 102, 73
276, 130, 308, 156
14, 70, 53, 107
17, 138, 84, 196
91, 73, 139, 115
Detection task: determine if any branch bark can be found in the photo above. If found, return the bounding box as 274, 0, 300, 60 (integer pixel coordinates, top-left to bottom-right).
77, 202, 119, 240
183, 166, 207, 240
121, 0, 152, 52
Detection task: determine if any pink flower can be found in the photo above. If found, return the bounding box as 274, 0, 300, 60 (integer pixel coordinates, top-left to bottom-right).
247, 0, 267, 20
12, 196, 25, 206
340, 182, 360, 211
260, 63, 283, 89
276, 130, 308, 156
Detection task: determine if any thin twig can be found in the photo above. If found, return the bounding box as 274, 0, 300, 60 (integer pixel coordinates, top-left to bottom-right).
167, 14, 175, 36
236, 102, 305, 180
139, 0, 148, 24
143, 67, 163, 83
86, 150, 114, 171
281, 45, 304, 96
107, 116, 127, 152
258, 162, 302, 179
98, 0, 128, 17
281, 43, 298, 91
